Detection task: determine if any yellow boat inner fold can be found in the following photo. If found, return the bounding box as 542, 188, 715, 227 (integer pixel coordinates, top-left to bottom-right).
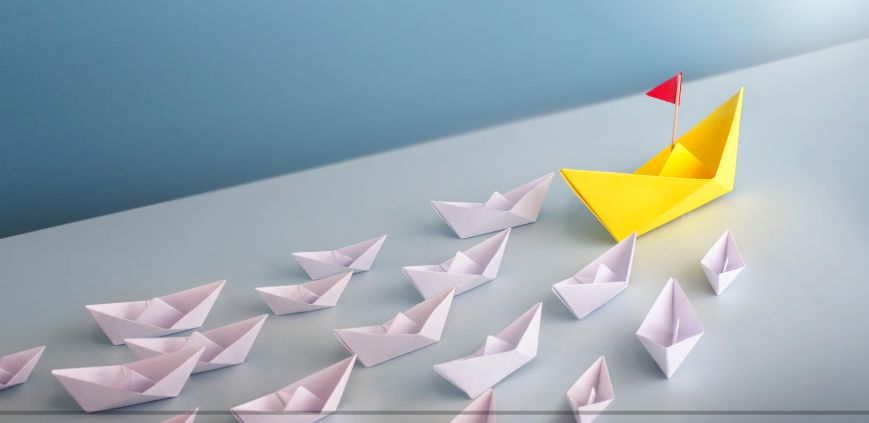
561, 88, 744, 241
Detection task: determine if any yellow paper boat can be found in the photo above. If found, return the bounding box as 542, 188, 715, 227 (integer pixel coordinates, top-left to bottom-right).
561, 88, 743, 241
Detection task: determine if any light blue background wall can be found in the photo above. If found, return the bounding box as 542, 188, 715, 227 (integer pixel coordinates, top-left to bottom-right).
2, 0, 868, 237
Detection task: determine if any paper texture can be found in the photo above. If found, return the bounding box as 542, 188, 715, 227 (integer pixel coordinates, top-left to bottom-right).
0, 345, 45, 391
403, 229, 510, 299
52, 347, 204, 413
552, 233, 635, 319
451, 388, 496, 423
636, 278, 704, 378
162, 407, 199, 423
231, 355, 356, 423
701, 230, 746, 295
566, 357, 614, 423
293, 235, 387, 279
125, 314, 267, 373
434, 303, 542, 398
86, 281, 225, 345
561, 89, 744, 241
335, 289, 455, 367
432, 173, 554, 239
257, 272, 352, 315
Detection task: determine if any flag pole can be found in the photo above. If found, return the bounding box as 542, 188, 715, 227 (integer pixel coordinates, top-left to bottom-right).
670, 73, 681, 152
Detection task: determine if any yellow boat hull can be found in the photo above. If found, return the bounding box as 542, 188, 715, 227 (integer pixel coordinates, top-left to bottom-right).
561, 89, 744, 241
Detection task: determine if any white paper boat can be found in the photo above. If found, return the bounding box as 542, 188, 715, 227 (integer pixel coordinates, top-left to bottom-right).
293, 235, 387, 279
231, 355, 356, 423
125, 315, 267, 374
86, 281, 226, 345
256, 272, 352, 315
553, 233, 636, 319
0, 345, 45, 391
433, 173, 554, 239
566, 357, 614, 423
451, 388, 496, 423
162, 407, 199, 423
403, 229, 511, 299
334, 288, 455, 367
434, 302, 542, 398
636, 278, 704, 378
701, 230, 746, 295
52, 347, 204, 413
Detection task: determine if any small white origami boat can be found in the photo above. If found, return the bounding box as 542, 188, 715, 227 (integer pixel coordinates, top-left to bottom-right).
566, 357, 614, 423
86, 280, 226, 345
293, 235, 387, 280
52, 347, 204, 413
231, 355, 356, 423
0, 345, 45, 391
636, 278, 704, 378
451, 388, 496, 423
162, 407, 199, 423
553, 233, 636, 319
256, 272, 352, 315
335, 288, 455, 367
403, 228, 510, 299
125, 314, 268, 374
434, 302, 542, 398
433, 173, 554, 239
701, 230, 746, 295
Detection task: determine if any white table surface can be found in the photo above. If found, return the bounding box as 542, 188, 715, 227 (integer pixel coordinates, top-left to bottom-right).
1, 39, 868, 422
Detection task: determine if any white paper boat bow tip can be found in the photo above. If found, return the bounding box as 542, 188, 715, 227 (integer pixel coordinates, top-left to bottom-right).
257, 272, 353, 315
432, 172, 554, 239
86, 280, 226, 345
125, 314, 268, 373
553, 233, 636, 319
701, 230, 746, 295
335, 288, 455, 367
567, 357, 614, 423
404, 229, 510, 299
52, 347, 204, 413
636, 278, 703, 378
434, 302, 542, 398
451, 389, 496, 423
0, 345, 46, 391
162, 407, 199, 423
231, 355, 356, 423
293, 235, 387, 279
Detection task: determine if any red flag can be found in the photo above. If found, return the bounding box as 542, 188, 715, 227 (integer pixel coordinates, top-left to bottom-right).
646, 72, 682, 105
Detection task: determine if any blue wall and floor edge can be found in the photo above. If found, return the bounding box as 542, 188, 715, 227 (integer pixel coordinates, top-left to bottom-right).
2, 1, 869, 238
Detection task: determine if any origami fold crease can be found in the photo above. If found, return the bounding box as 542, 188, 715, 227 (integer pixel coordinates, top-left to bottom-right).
566, 357, 614, 423
701, 230, 746, 295
125, 314, 267, 373
561, 89, 744, 241
434, 302, 542, 398
0, 345, 45, 391
231, 355, 356, 423
52, 347, 204, 413
293, 235, 387, 279
552, 233, 635, 319
86, 281, 225, 345
403, 229, 510, 299
257, 272, 353, 315
335, 288, 455, 367
433, 173, 554, 239
636, 278, 703, 378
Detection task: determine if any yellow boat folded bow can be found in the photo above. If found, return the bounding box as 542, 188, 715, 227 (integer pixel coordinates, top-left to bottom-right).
561, 88, 744, 241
